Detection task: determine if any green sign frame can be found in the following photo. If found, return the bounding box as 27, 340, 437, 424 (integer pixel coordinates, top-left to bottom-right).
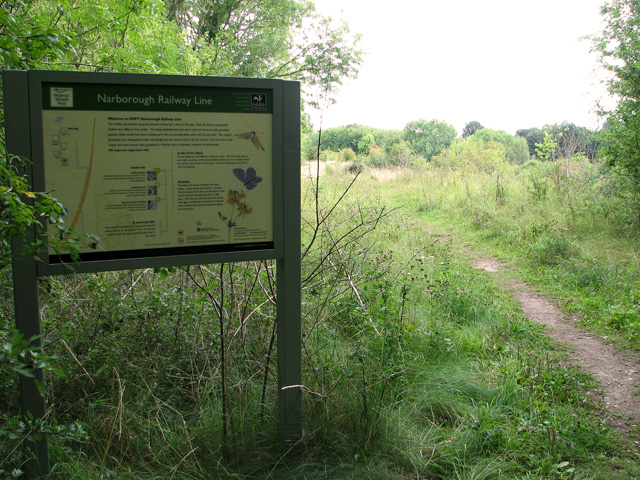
4, 70, 301, 477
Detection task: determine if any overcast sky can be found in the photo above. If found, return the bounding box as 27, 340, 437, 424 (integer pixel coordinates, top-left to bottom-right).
310, 0, 609, 135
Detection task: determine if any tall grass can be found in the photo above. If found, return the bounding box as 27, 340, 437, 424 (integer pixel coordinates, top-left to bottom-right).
1, 159, 639, 478
349, 155, 640, 350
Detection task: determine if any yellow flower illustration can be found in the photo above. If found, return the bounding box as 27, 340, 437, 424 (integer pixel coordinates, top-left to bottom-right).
226, 189, 246, 206
236, 203, 252, 217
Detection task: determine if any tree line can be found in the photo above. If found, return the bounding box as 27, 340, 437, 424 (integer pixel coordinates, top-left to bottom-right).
306, 120, 601, 167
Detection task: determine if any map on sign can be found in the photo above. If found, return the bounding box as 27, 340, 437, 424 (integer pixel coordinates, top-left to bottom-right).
41, 83, 274, 261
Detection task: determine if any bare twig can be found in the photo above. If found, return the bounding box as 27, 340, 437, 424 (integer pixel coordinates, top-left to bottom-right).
281, 384, 339, 398
60, 337, 95, 385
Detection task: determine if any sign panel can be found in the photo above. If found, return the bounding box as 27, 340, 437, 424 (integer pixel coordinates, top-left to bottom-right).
39, 80, 276, 264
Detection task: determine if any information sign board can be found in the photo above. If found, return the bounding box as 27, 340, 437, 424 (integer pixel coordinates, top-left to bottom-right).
5, 71, 301, 478
17, 71, 292, 274
42, 82, 274, 262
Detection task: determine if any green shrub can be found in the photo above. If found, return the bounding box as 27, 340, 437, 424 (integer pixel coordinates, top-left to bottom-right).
528, 230, 575, 266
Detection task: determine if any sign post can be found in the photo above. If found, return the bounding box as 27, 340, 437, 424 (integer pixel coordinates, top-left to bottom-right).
5, 73, 50, 477
278, 81, 302, 442
4, 70, 301, 476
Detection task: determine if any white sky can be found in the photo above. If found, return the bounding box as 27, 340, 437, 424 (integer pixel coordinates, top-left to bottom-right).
310, 0, 610, 135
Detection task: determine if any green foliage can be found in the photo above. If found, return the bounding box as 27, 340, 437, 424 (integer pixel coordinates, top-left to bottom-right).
462, 120, 484, 138
552, 122, 599, 160
0, 0, 362, 102
0, 155, 637, 477
507, 136, 530, 164
517, 125, 598, 161
432, 135, 507, 173
1, 329, 64, 387
528, 229, 575, 266
389, 150, 640, 348
312, 125, 417, 166
315, 124, 374, 154
356, 132, 375, 156
591, 0, 640, 190
334, 147, 355, 164
166, 0, 363, 102
535, 130, 561, 161
0, 328, 79, 476
386, 141, 414, 166
517, 127, 546, 158
473, 128, 513, 148
403, 118, 457, 160
364, 144, 387, 167
0, 155, 100, 267
0, 1, 74, 71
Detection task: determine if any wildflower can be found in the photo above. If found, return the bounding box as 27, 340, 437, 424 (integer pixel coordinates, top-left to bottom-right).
226, 189, 246, 206
236, 203, 252, 217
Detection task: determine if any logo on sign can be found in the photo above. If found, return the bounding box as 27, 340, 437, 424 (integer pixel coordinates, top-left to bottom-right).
251, 93, 266, 111
50, 87, 74, 108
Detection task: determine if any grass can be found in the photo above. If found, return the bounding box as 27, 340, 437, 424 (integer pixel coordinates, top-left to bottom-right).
2, 158, 640, 478
353, 159, 640, 352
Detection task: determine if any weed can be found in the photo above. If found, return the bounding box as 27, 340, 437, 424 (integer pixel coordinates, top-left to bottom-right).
528, 230, 575, 266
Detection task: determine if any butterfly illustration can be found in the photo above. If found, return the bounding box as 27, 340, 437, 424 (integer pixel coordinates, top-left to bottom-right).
233, 167, 263, 190
236, 131, 265, 151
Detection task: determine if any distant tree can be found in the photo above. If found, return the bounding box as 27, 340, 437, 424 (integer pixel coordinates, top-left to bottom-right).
517, 124, 598, 160
432, 136, 506, 173
387, 142, 414, 166
318, 124, 374, 152
473, 128, 513, 148
507, 136, 530, 164
357, 133, 376, 156
462, 121, 485, 138
559, 123, 599, 159
403, 119, 457, 160
516, 128, 546, 158
373, 129, 405, 152
535, 130, 560, 162
339, 148, 356, 162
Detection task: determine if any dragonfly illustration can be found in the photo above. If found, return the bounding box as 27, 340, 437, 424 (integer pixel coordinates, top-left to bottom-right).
233, 167, 262, 190
236, 130, 264, 151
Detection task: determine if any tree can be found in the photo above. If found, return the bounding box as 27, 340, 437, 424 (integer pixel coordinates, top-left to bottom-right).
462, 121, 484, 138
432, 136, 506, 173
546, 123, 597, 160
591, 0, 640, 219
357, 133, 376, 156
507, 136, 530, 164
473, 128, 513, 148
165, 0, 362, 104
316, 124, 374, 153
535, 130, 560, 162
516, 128, 546, 158
403, 119, 457, 160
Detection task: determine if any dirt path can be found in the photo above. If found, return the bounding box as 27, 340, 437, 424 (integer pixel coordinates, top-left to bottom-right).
472, 256, 640, 435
